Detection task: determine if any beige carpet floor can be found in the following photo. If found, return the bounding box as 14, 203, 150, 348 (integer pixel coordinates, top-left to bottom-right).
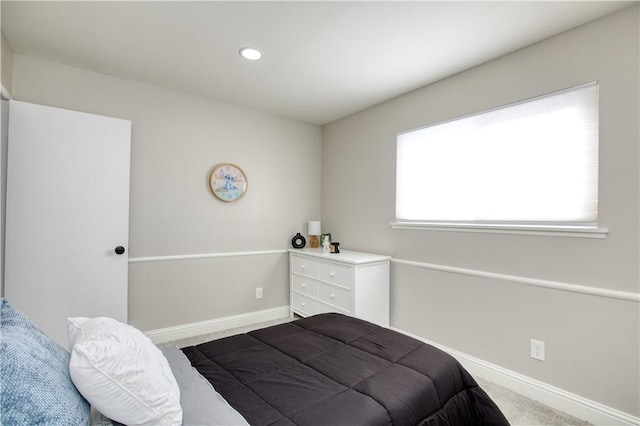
477, 377, 592, 425
160, 319, 592, 426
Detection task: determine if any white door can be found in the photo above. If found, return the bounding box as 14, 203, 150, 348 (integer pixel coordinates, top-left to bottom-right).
5, 100, 131, 348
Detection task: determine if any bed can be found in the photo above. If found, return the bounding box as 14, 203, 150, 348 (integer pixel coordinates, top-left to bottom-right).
1, 298, 509, 425
181, 312, 509, 425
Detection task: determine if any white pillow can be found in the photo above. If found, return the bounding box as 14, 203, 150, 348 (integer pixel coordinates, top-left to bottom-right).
67, 317, 183, 426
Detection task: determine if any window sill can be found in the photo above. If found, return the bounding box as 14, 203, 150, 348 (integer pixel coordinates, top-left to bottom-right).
389, 222, 608, 239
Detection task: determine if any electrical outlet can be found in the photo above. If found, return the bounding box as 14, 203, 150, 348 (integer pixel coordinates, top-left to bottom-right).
256, 287, 263, 299
530, 339, 545, 361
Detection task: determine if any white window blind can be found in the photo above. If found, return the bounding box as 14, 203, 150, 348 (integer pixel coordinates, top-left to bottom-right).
395, 82, 599, 228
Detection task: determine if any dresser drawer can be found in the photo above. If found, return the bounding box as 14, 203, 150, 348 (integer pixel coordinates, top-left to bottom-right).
291, 275, 318, 298
318, 283, 352, 313
317, 300, 349, 315
291, 255, 319, 278
319, 262, 353, 289
291, 292, 318, 316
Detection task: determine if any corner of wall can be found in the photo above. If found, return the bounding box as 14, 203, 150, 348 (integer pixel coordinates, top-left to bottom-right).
1, 32, 15, 98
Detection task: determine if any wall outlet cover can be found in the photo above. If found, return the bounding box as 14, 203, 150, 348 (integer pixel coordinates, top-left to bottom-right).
530, 339, 545, 361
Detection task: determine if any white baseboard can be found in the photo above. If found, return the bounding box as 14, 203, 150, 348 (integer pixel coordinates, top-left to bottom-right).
144, 305, 291, 345
391, 327, 639, 426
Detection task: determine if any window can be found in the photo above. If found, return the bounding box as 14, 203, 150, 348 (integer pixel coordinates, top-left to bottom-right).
393, 82, 605, 237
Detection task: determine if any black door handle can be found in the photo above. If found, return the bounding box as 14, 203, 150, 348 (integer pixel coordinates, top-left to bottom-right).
115, 246, 126, 255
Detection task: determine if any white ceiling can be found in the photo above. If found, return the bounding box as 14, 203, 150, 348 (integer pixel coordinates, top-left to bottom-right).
1, 1, 634, 125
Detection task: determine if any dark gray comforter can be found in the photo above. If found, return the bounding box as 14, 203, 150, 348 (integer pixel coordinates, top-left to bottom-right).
182, 313, 509, 425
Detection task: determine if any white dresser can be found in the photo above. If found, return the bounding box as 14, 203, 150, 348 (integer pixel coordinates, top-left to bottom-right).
289, 248, 391, 327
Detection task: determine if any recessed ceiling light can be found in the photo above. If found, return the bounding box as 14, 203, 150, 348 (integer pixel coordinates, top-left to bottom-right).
239, 47, 263, 61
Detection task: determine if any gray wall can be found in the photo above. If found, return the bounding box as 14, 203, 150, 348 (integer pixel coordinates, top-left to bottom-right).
10, 54, 322, 331
322, 6, 639, 418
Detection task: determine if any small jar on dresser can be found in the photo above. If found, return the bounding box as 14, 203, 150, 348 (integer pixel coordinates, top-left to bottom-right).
289, 248, 391, 327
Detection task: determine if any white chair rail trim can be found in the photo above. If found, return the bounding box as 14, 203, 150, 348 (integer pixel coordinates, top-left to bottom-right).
129, 249, 288, 264
391, 258, 639, 303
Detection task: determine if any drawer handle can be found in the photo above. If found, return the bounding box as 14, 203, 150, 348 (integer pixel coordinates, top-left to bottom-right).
330, 272, 336, 277
301, 283, 306, 288
301, 265, 306, 269
330, 294, 335, 299
301, 302, 306, 307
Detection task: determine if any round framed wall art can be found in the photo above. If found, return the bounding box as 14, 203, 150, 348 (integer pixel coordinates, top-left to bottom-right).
209, 163, 248, 202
